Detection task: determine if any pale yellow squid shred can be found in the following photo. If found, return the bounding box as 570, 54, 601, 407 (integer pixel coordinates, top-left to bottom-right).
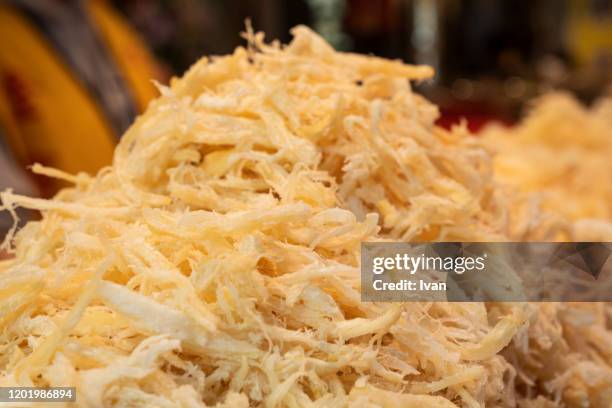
481, 94, 612, 407
482, 93, 612, 241
0, 25, 610, 407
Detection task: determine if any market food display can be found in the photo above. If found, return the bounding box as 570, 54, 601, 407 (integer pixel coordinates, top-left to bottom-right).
0, 26, 611, 407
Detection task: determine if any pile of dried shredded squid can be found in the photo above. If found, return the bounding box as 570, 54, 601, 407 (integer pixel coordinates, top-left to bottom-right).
1, 26, 611, 407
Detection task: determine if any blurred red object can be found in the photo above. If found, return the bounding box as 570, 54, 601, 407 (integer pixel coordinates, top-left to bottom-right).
435, 101, 515, 133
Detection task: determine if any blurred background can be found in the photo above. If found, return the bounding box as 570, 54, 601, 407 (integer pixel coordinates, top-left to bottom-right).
1, 0, 612, 236
112, 0, 612, 127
